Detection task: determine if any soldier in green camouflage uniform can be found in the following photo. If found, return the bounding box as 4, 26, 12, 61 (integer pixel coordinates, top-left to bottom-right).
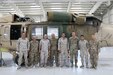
29, 36, 39, 67
69, 32, 79, 67
89, 34, 99, 69
49, 34, 59, 67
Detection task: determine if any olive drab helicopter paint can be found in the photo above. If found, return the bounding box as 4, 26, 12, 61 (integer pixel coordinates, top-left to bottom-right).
1, 12, 113, 51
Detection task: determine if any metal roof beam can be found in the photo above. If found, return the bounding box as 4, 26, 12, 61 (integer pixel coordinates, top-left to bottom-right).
102, 1, 113, 16
89, 2, 103, 14
67, 2, 71, 12
11, 4, 25, 17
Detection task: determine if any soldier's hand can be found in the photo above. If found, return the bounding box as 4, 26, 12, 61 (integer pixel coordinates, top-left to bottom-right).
16, 51, 19, 54
48, 51, 50, 56
68, 53, 70, 58
58, 50, 61, 53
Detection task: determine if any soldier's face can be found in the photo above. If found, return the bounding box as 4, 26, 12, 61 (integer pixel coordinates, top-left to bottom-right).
92, 35, 96, 40
51, 34, 55, 38
21, 33, 26, 38
81, 36, 84, 40
44, 35, 48, 39
72, 32, 76, 36
62, 33, 65, 38
32, 36, 36, 41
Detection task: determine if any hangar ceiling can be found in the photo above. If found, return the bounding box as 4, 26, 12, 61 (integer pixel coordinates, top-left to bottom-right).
0, 0, 112, 22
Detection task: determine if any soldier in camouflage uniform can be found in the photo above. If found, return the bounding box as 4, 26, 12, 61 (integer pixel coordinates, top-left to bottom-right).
89, 34, 99, 69
29, 36, 39, 67
40, 34, 50, 67
17, 33, 30, 69
69, 32, 79, 67
49, 34, 59, 67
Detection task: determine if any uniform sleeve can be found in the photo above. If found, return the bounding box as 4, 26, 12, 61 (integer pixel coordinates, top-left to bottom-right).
27, 39, 30, 50
97, 41, 100, 54
48, 40, 51, 48
16, 38, 20, 51
97, 41, 101, 49
67, 38, 69, 50
39, 40, 42, 50
88, 41, 91, 53
37, 41, 39, 49
86, 40, 89, 49
58, 38, 61, 50
77, 39, 79, 50
29, 41, 32, 50
40, 40, 42, 45
69, 38, 71, 49
56, 39, 58, 48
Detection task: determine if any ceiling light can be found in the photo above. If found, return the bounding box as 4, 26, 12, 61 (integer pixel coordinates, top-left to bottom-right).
30, 6, 40, 8
48, 3, 64, 5
50, 8, 62, 10
100, 12, 103, 14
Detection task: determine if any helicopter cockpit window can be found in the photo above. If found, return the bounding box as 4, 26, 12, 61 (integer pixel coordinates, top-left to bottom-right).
47, 27, 58, 39
32, 27, 43, 39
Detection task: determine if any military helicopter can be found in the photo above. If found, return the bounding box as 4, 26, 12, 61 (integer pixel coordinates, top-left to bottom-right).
0, 12, 102, 50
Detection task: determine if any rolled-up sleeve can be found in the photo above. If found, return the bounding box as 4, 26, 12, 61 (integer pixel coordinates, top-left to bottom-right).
58, 38, 61, 50
48, 40, 51, 49
16, 38, 20, 51
27, 41, 30, 50
39, 40, 42, 50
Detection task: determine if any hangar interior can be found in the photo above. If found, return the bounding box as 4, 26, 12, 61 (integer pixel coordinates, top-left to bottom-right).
0, 0, 113, 75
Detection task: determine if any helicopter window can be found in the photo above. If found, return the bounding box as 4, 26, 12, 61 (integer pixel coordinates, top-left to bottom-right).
10, 25, 21, 40
32, 27, 43, 39
47, 27, 58, 39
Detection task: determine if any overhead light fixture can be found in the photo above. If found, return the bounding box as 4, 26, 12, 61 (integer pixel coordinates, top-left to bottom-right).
50, 8, 62, 10
71, 8, 82, 10
28, 8, 41, 10
30, 6, 40, 8
48, 3, 64, 5
100, 12, 103, 15
4, 34, 7, 36
11, 8, 14, 10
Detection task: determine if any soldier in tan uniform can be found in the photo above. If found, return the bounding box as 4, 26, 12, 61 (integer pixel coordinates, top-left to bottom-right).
17, 33, 30, 69
29, 36, 39, 67
49, 34, 59, 67
89, 34, 99, 69
58, 32, 70, 67
0, 43, 2, 66
69, 32, 79, 67
39, 34, 50, 67
79, 35, 89, 68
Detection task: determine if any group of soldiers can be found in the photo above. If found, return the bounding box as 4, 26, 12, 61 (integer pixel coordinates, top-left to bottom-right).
17, 32, 99, 69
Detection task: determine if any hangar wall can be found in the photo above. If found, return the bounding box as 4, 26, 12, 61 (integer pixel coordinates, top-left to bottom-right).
103, 8, 113, 24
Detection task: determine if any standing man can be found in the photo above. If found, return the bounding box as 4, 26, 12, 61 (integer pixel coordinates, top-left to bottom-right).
39, 34, 50, 67
58, 32, 69, 67
69, 32, 79, 67
49, 34, 59, 67
17, 32, 30, 69
79, 35, 89, 68
89, 34, 99, 69
0, 43, 2, 66
29, 36, 39, 67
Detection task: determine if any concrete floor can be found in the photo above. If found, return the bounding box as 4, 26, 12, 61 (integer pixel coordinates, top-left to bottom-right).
0, 47, 113, 75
